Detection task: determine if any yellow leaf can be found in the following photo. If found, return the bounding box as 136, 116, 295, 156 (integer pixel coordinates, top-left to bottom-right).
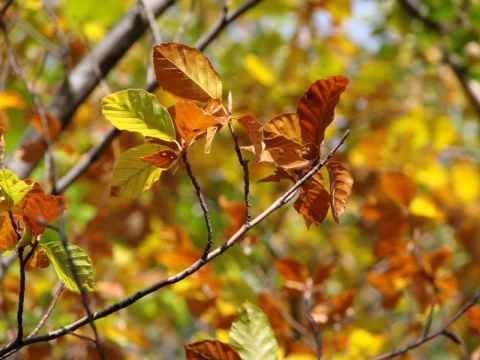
243, 54, 276, 87
346, 329, 384, 358
0, 92, 25, 109
409, 195, 443, 219
451, 161, 480, 202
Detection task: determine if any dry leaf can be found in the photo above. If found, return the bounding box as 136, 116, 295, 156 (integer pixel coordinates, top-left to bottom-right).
30, 112, 61, 142
326, 161, 354, 223
140, 149, 179, 168
153, 42, 222, 103
294, 172, 330, 228
185, 340, 240, 360
380, 172, 416, 206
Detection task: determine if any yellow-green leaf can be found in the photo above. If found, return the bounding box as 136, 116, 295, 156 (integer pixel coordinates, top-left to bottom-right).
102, 89, 176, 141
42, 242, 96, 293
153, 42, 222, 103
110, 144, 164, 199
0, 169, 34, 205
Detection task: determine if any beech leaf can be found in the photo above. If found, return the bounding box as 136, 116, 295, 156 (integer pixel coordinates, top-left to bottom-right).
153, 42, 222, 103
229, 301, 279, 360
326, 161, 354, 223
0, 169, 34, 205
42, 242, 96, 293
102, 89, 176, 141
380, 172, 416, 206
294, 172, 330, 228
185, 340, 241, 360
110, 144, 165, 199
297, 75, 349, 145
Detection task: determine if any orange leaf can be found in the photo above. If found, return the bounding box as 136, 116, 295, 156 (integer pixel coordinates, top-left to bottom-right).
140, 148, 179, 168
237, 114, 276, 165
380, 172, 416, 206
153, 42, 222, 103
18, 182, 68, 236
294, 172, 330, 228
25, 246, 50, 271
326, 161, 354, 223
467, 305, 480, 333
275, 257, 308, 283
313, 263, 335, 285
331, 289, 355, 319
185, 340, 240, 360
16, 142, 47, 163
297, 75, 349, 146
0, 212, 21, 250
218, 195, 246, 239
171, 101, 220, 146
262, 113, 318, 169
30, 112, 61, 142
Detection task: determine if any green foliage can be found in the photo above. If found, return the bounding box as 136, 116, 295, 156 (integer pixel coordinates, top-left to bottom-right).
0, 169, 33, 205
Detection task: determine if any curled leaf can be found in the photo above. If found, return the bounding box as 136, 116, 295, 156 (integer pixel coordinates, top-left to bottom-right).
326, 161, 354, 223
294, 172, 330, 228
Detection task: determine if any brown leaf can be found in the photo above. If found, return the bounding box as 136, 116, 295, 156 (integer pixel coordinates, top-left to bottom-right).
30, 112, 61, 142
185, 340, 240, 360
218, 195, 246, 239
297, 75, 349, 146
380, 172, 416, 206
294, 172, 330, 228
331, 289, 355, 319
18, 182, 68, 236
15, 141, 47, 163
275, 257, 308, 283
313, 263, 335, 285
262, 113, 318, 169
0, 212, 21, 250
25, 246, 50, 271
153, 42, 222, 103
171, 101, 220, 146
237, 114, 264, 157
140, 148, 179, 168
467, 305, 480, 333
326, 161, 354, 223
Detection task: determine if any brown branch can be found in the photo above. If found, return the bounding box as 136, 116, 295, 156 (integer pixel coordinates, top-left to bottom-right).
27, 283, 65, 338
373, 290, 480, 360
0, 129, 350, 357
304, 278, 322, 360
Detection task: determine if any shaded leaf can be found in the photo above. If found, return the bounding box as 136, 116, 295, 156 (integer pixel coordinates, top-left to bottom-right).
229, 301, 279, 360
153, 42, 222, 103
25, 245, 50, 271
102, 89, 176, 141
0, 169, 34, 205
294, 172, 330, 228
380, 172, 416, 206
185, 340, 240, 360
171, 101, 221, 146
110, 144, 164, 199
42, 242, 96, 293
30, 112, 61, 142
18, 182, 68, 236
275, 257, 308, 283
326, 161, 354, 223
0, 212, 21, 250
297, 75, 349, 145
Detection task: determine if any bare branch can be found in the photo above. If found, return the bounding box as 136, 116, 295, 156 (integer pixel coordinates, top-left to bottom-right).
27, 283, 65, 338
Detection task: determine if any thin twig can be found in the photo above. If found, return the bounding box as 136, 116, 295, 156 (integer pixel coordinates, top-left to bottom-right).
181, 151, 213, 260
373, 290, 480, 360
422, 298, 436, 339
173, 0, 196, 42
304, 278, 322, 359
27, 283, 65, 338
141, 0, 162, 44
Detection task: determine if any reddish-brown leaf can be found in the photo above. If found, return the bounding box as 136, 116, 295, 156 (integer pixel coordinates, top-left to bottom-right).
313, 263, 335, 285
237, 114, 264, 158
153, 42, 222, 103
218, 196, 246, 239
140, 148, 179, 169
262, 113, 318, 169
171, 101, 220, 146
331, 289, 355, 319
275, 257, 308, 283
326, 161, 354, 223
297, 75, 349, 145
185, 340, 240, 360
18, 182, 68, 236
380, 172, 416, 206
25, 246, 50, 271
30, 112, 61, 142
294, 172, 330, 228
0, 212, 21, 250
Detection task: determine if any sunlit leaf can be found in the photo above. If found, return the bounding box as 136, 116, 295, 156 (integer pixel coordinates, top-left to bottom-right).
297, 75, 349, 145
237, 115, 267, 160
102, 89, 176, 141
18, 182, 68, 236
294, 172, 330, 228
380, 172, 416, 206
171, 101, 221, 146
185, 340, 240, 360
326, 161, 354, 223
0, 169, 34, 205
153, 42, 222, 103
229, 301, 279, 360
42, 242, 96, 293
110, 144, 164, 199
467, 305, 480, 333
0, 212, 21, 250
0, 91, 25, 109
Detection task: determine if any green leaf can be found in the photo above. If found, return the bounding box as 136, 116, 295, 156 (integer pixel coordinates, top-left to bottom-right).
0, 169, 34, 205
101, 89, 176, 141
42, 242, 96, 293
110, 144, 164, 199
229, 301, 279, 360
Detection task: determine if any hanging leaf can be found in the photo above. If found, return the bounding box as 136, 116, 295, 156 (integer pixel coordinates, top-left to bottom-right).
153, 42, 222, 103
102, 89, 176, 141
294, 172, 330, 228
0, 169, 34, 205
42, 242, 96, 293
185, 340, 240, 360
18, 182, 68, 236
171, 101, 221, 146
326, 161, 354, 223
229, 301, 279, 360
25, 245, 50, 271
110, 144, 164, 199
297, 75, 349, 146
